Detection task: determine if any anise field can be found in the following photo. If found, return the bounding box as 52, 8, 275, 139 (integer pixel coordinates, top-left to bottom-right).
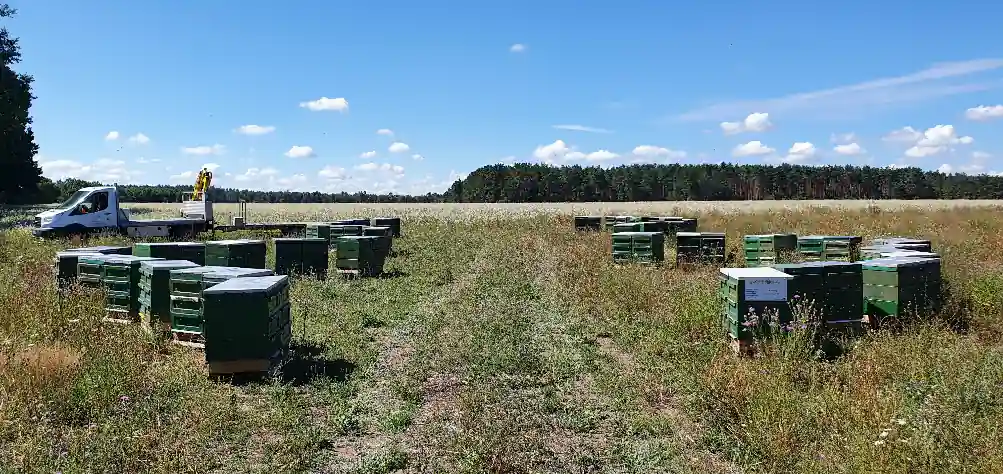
2, 201, 1003, 474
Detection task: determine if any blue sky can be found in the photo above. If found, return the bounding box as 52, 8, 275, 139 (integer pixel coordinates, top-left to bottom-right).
8, 0, 1003, 194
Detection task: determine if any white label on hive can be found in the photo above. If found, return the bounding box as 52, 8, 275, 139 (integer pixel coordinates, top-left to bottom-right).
744, 278, 788, 302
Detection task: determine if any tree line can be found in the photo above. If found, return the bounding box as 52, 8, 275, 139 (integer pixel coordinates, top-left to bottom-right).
444, 163, 1003, 202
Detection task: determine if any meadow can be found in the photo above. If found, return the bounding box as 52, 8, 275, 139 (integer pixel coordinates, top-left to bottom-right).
1, 201, 1003, 473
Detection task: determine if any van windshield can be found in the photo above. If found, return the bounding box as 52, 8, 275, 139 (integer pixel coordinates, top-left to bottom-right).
56, 191, 89, 209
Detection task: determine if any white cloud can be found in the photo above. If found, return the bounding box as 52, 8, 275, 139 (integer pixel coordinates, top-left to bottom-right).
965, 105, 1003, 121
201, 163, 220, 172
359, 150, 377, 159
135, 157, 161, 164
632, 145, 686, 160
284, 145, 316, 158
720, 112, 773, 135
533, 140, 570, 162
318, 165, 347, 180
830, 132, 857, 144
170, 171, 194, 181
104, 131, 120, 141
903, 124, 974, 157
783, 142, 817, 163
973, 151, 992, 159
236, 124, 276, 135
412, 154, 424, 161
834, 143, 865, 156
182, 144, 226, 155
552, 124, 614, 134
732, 140, 775, 157
509, 43, 526, 53
883, 127, 923, 143
376, 128, 394, 137
37, 156, 143, 183
128, 133, 150, 145
388, 142, 410, 153
676, 59, 1003, 121
234, 167, 280, 182
355, 162, 405, 176
585, 150, 619, 161
299, 97, 349, 112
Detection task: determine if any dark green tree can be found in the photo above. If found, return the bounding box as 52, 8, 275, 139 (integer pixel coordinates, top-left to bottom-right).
0, 4, 42, 204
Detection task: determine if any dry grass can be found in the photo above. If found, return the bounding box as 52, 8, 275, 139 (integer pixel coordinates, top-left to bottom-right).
1, 202, 1002, 473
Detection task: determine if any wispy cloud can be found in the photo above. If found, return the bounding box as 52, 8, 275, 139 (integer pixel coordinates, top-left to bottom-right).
552, 124, 614, 134
673, 58, 1003, 122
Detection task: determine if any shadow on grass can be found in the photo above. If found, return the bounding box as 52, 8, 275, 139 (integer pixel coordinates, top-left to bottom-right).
376, 270, 409, 280
217, 342, 356, 386
388, 248, 410, 258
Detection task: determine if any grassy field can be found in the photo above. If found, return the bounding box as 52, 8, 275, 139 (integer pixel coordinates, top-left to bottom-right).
2, 202, 1003, 473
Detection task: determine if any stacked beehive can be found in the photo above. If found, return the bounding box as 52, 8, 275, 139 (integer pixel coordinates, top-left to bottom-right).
637, 220, 668, 233
139, 259, 200, 331
862, 257, 942, 326
612, 222, 643, 233
55, 251, 104, 289
871, 237, 932, 252
66, 245, 132, 256
660, 217, 699, 236
719, 267, 794, 354
177, 242, 207, 265
306, 223, 331, 242
744, 233, 798, 267
101, 255, 165, 322
604, 215, 638, 231
134, 242, 183, 260
204, 239, 267, 269
201, 275, 292, 375
676, 232, 726, 265
363, 226, 393, 237
772, 261, 865, 334
169, 266, 275, 344
76, 254, 114, 289
611, 231, 665, 263
372, 217, 402, 237
797, 235, 862, 262
335, 235, 391, 276
334, 218, 371, 226
574, 216, 602, 231
273, 237, 330, 278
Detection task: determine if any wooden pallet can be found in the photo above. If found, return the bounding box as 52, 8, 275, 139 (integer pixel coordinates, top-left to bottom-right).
171, 330, 206, 349
103, 309, 138, 325
730, 337, 757, 357
334, 268, 363, 278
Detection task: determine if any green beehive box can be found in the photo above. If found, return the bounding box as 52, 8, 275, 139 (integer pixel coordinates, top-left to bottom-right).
773, 261, 864, 330
612, 222, 643, 233
862, 257, 942, 323
139, 259, 200, 328
273, 237, 330, 278
306, 223, 332, 241
175, 242, 206, 266
676, 232, 726, 265
77, 254, 117, 288
102, 255, 166, 320
744, 233, 798, 267
719, 268, 794, 342
798, 235, 862, 262
168, 266, 275, 337
335, 236, 389, 276
202, 275, 292, 375
133, 242, 185, 260
372, 217, 402, 237
638, 220, 668, 233
574, 216, 603, 232
611, 231, 665, 263
204, 239, 267, 269
54, 251, 103, 290
363, 226, 393, 237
